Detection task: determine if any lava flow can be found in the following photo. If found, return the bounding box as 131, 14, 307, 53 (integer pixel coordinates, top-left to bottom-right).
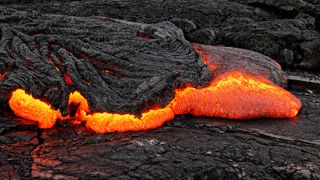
8, 43, 303, 133
8, 65, 301, 133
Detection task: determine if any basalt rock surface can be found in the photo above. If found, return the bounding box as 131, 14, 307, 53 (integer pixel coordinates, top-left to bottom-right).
3, 0, 320, 70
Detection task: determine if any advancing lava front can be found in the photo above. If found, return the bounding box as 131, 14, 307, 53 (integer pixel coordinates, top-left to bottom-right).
0, 9, 301, 133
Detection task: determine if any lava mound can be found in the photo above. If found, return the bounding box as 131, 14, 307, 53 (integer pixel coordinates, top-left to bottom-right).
0, 8, 301, 133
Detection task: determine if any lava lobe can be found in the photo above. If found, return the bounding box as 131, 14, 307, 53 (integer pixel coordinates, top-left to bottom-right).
0, 9, 301, 133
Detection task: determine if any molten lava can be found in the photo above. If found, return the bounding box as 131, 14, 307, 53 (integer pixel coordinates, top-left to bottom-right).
170, 71, 301, 119
9, 67, 301, 133
9, 89, 60, 128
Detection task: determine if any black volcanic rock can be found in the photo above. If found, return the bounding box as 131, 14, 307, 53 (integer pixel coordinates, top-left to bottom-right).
216, 13, 319, 67
4, 0, 319, 70
0, 1, 320, 179
299, 37, 320, 69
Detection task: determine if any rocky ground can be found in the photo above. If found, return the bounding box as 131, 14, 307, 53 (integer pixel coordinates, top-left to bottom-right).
0, 0, 320, 179
2, 0, 320, 70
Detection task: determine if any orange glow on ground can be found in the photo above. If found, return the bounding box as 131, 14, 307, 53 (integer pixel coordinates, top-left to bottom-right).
8, 70, 301, 133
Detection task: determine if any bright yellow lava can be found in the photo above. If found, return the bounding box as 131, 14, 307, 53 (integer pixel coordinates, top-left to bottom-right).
8, 71, 301, 133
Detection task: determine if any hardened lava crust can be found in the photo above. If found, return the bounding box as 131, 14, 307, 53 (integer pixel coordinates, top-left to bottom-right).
0, 8, 287, 117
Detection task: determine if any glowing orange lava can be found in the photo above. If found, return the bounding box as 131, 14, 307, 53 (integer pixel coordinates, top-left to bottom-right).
8, 68, 301, 133
8, 46, 302, 133
170, 71, 301, 119
9, 89, 60, 128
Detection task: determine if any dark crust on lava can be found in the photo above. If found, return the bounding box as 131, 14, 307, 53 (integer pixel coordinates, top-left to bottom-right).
0, 8, 212, 116
0, 8, 286, 116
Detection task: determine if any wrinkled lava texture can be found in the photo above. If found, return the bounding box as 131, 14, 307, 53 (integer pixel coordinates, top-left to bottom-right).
4, 0, 320, 70
0, 9, 301, 133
